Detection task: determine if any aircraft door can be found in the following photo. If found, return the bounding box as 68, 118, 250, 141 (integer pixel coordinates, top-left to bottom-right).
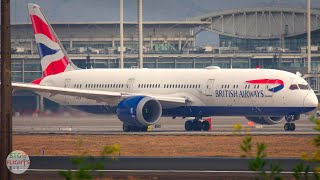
64, 78, 71, 88
126, 78, 135, 93
205, 79, 215, 96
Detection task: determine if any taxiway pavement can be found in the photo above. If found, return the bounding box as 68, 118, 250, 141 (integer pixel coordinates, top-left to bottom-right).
13, 115, 317, 134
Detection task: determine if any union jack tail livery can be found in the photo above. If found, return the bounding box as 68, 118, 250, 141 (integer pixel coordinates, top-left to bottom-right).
28, 4, 78, 77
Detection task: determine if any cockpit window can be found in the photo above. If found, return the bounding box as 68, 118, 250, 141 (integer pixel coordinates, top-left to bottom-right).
298, 84, 309, 90
289, 84, 299, 90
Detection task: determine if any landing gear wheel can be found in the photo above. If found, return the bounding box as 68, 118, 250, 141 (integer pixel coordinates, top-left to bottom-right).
123, 124, 131, 132
289, 123, 296, 131
193, 120, 203, 131
185, 119, 211, 132
284, 123, 290, 131
185, 120, 193, 131
284, 123, 296, 131
202, 121, 210, 131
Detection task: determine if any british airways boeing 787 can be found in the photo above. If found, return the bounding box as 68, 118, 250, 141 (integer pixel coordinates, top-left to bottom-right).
12, 4, 318, 132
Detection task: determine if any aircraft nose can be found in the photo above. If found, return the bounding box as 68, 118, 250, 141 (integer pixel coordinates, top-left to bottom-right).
304, 92, 318, 108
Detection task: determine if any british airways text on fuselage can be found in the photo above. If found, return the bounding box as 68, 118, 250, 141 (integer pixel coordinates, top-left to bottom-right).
215, 89, 265, 98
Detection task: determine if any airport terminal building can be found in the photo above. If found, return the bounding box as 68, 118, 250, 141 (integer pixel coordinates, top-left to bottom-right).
6, 7, 320, 112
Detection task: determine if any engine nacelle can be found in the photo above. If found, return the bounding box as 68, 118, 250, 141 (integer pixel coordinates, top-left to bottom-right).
116, 96, 162, 127
246, 116, 284, 125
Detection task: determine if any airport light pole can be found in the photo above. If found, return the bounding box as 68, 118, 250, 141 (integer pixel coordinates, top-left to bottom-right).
0, 0, 12, 179
138, 0, 143, 68
307, 0, 311, 73
120, 0, 124, 68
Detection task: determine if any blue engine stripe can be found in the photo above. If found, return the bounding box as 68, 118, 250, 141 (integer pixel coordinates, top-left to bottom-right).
37, 43, 59, 59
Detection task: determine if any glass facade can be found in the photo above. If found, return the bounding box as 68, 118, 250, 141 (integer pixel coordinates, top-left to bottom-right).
220, 29, 320, 51
9, 57, 256, 83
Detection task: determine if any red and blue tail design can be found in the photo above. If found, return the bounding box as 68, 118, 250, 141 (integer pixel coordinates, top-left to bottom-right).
246, 79, 284, 93
28, 4, 78, 78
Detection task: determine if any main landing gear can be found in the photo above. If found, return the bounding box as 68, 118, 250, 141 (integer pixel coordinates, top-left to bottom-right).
123, 123, 148, 132
185, 118, 210, 131
283, 115, 300, 131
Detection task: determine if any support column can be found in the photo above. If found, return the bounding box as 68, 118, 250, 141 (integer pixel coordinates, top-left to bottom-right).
150, 39, 153, 51
119, 0, 124, 69
22, 58, 25, 82
0, 0, 12, 179
112, 39, 115, 48
192, 39, 196, 48
138, 0, 143, 68
30, 40, 33, 55
70, 40, 73, 49
307, 0, 311, 73
178, 38, 182, 52
230, 58, 233, 69
36, 95, 44, 111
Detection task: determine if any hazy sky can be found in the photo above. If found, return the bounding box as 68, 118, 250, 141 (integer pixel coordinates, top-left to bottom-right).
9, 0, 320, 45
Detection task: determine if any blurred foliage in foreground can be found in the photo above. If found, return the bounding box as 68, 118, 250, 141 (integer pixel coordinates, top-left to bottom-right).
234, 123, 283, 179
235, 115, 320, 179
59, 137, 120, 180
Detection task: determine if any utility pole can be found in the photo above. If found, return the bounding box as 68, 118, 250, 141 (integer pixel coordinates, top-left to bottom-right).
307, 0, 311, 73
120, 0, 124, 68
138, 0, 143, 68
0, 0, 12, 179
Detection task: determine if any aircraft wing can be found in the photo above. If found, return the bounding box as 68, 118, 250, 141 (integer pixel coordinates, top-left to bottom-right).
12, 82, 190, 106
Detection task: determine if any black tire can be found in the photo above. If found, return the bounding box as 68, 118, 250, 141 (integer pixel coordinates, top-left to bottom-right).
123, 124, 131, 132
185, 120, 193, 131
290, 123, 296, 131
202, 121, 210, 131
193, 120, 203, 131
284, 123, 290, 131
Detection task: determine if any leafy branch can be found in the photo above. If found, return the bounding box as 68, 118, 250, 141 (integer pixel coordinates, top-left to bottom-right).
59, 137, 120, 180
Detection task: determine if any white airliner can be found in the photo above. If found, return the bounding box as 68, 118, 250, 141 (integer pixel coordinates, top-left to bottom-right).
13, 4, 318, 132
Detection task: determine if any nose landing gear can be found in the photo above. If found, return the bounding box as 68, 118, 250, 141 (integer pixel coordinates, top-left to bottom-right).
185, 118, 210, 131
284, 122, 295, 131
284, 115, 299, 131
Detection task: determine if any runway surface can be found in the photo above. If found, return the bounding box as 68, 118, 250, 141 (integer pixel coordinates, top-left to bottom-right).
13, 114, 318, 134
12, 115, 319, 179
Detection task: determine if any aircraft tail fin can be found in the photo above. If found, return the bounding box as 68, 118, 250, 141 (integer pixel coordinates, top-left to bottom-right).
28, 3, 79, 77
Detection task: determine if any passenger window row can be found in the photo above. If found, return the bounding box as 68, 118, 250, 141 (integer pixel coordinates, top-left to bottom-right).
74, 84, 128, 89
73, 83, 201, 89
138, 84, 201, 89
222, 84, 260, 89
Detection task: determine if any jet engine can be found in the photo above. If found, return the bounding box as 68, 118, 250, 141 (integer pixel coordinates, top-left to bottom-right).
245, 116, 285, 125
116, 96, 162, 127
